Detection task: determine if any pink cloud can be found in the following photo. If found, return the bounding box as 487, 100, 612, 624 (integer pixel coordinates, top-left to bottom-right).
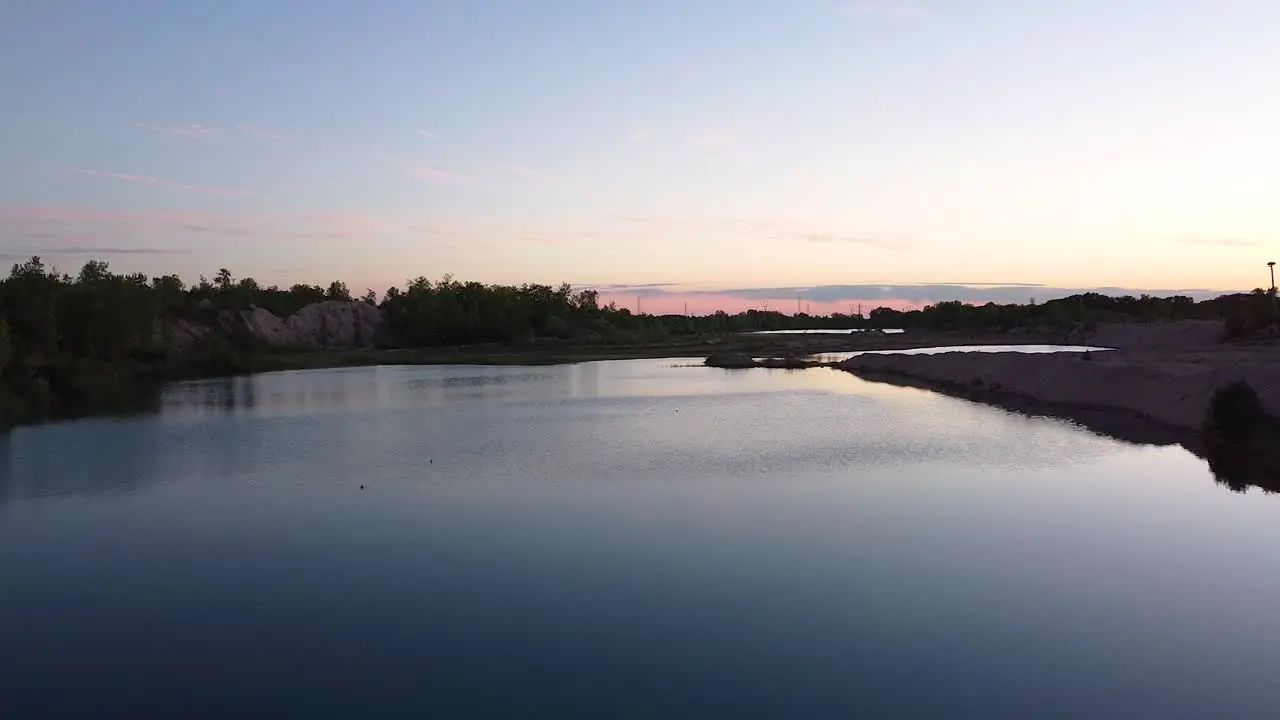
508, 164, 547, 180
0, 205, 221, 228
76, 169, 164, 186
236, 123, 284, 140
171, 182, 255, 197
687, 133, 738, 148
1, 206, 402, 242
627, 128, 650, 144
415, 166, 463, 185
597, 293, 919, 315
0, 233, 190, 258
300, 212, 393, 232
73, 168, 255, 197
138, 123, 221, 139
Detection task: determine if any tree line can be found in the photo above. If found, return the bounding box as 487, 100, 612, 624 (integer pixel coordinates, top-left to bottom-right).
0, 255, 1274, 426
864, 290, 1277, 336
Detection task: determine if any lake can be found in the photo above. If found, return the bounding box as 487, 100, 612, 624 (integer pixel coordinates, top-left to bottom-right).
796, 344, 1111, 363
747, 328, 906, 334
2, 359, 1278, 718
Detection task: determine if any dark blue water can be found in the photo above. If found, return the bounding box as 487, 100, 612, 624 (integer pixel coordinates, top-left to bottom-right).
2, 360, 1278, 718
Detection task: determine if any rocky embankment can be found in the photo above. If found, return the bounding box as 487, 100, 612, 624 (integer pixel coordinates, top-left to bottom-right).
836, 321, 1280, 431
165, 300, 386, 353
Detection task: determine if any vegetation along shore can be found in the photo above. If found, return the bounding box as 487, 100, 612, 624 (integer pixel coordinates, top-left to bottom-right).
734, 309, 1279, 491
1, 255, 1277, 434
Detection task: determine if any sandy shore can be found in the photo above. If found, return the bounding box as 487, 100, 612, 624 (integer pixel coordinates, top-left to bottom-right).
836, 324, 1280, 431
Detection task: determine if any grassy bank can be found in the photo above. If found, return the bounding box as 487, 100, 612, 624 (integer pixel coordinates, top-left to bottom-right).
214, 329, 1059, 374
0, 329, 1042, 430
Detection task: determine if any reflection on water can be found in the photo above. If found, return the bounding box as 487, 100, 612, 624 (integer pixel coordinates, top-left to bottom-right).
2, 360, 1280, 717
748, 328, 905, 334
813, 344, 1110, 362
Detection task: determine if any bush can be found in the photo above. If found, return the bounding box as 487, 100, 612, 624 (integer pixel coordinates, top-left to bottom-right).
1204, 381, 1267, 445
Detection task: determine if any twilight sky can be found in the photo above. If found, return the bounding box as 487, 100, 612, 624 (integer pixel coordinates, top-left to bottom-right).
2, 0, 1277, 313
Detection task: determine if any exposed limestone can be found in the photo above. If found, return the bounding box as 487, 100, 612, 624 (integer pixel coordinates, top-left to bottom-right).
163, 300, 386, 353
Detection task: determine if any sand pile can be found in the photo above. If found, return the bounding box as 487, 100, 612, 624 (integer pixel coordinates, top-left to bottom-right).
840, 346, 1280, 430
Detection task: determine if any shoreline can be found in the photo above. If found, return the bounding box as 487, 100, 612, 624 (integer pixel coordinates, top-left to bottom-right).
831, 345, 1280, 492
211, 329, 1065, 373
0, 330, 1054, 431
835, 347, 1280, 432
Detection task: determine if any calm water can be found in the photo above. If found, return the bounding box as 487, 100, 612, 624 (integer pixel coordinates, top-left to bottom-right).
2, 359, 1279, 718
748, 328, 905, 334
809, 344, 1111, 362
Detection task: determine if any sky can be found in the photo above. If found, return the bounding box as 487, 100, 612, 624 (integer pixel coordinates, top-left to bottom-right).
2, 0, 1278, 314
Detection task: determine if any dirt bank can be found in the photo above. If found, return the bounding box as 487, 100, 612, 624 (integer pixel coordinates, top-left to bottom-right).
838, 345, 1280, 431
1081, 319, 1226, 351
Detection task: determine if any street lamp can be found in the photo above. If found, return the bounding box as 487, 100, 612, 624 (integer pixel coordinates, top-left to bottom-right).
1270, 262, 1278, 319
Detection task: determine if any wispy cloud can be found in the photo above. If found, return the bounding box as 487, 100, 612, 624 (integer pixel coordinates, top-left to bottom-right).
236, 123, 284, 140
179, 223, 253, 236
73, 169, 255, 197
590, 283, 1236, 312
414, 166, 464, 185
1173, 236, 1261, 248
419, 129, 439, 140
627, 128, 650, 144
300, 213, 394, 233
790, 232, 908, 250
0, 205, 403, 246
838, 0, 933, 20
0, 205, 230, 229
290, 231, 359, 240
0, 239, 189, 260
507, 164, 548, 180
138, 123, 221, 139
75, 169, 164, 186
589, 282, 680, 292
687, 132, 738, 148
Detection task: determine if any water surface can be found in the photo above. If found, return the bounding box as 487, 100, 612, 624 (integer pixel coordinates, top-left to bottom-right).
811, 344, 1110, 362
1, 360, 1277, 718
747, 328, 905, 334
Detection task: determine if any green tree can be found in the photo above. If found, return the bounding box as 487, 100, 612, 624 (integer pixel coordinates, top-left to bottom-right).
0, 317, 10, 373
327, 281, 351, 301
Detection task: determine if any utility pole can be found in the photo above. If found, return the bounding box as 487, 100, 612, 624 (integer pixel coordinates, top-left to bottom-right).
684, 301, 688, 317
636, 296, 641, 315
1269, 261, 1277, 316
796, 297, 802, 315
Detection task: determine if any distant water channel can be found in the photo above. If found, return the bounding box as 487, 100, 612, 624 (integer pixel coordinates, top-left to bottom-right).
747, 328, 905, 334
2, 357, 1278, 717
808, 344, 1111, 362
